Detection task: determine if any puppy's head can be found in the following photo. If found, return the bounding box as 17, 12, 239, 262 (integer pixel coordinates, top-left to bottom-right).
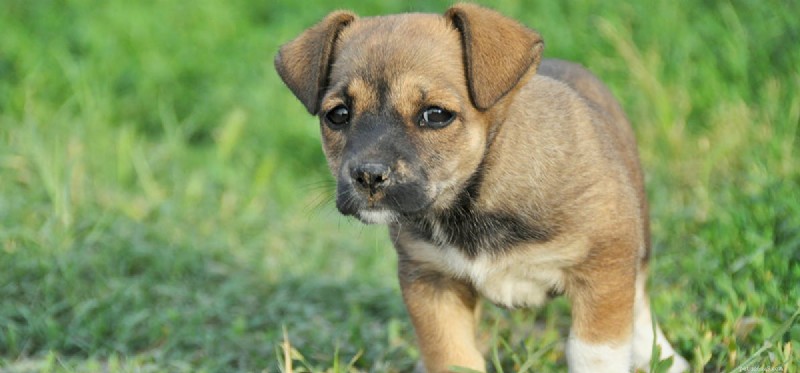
275, 4, 544, 224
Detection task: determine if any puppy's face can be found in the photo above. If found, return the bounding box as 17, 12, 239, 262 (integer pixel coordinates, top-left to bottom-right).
319, 15, 487, 224
275, 6, 543, 224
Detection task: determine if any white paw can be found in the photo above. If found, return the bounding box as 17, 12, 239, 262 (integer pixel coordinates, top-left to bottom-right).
566, 335, 632, 373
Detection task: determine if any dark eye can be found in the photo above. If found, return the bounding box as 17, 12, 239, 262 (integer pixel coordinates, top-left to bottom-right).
324, 105, 350, 129
420, 107, 455, 129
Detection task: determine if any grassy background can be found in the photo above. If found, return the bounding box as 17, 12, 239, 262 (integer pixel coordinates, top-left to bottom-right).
1, 0, 798, 372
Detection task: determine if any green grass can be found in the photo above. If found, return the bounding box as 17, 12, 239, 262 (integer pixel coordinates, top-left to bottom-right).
1, 0, 798, 372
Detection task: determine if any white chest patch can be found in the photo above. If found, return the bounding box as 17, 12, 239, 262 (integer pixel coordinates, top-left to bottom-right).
403, 239, 568, 308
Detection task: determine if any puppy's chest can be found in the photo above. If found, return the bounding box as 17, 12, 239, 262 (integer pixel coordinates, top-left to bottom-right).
403, 235, 567, 309
401, 200, 568, 308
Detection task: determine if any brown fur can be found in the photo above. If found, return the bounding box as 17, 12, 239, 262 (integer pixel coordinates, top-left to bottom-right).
274, 11, 356, 114
445, 4, 544, 110
398, 258, 484, 372
275, 3, 686, 372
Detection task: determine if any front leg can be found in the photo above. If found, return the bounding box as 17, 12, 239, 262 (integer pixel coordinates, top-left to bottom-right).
399, 258, 485, 373
566, 259, 637, 373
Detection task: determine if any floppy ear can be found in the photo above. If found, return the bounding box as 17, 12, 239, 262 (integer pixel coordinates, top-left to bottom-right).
445, 4, 544, 110
274, 11, 357, 115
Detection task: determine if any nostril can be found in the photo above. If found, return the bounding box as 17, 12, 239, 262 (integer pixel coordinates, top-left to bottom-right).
372, 173, 387, 185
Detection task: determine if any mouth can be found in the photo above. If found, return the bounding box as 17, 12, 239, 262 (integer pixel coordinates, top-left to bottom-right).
355, 209, 400, 224
335, 180, 433, 224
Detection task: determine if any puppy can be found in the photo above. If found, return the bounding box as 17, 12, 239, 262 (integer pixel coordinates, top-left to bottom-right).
275, 4, 690, 372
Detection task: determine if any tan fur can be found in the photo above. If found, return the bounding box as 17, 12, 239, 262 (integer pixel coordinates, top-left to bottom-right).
275, 3, 687, 372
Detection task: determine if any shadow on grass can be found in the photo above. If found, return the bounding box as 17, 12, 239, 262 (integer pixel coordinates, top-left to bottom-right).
267, 276, 417, 372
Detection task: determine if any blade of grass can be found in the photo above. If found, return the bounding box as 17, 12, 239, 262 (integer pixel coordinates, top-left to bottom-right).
728, 306, 800, 373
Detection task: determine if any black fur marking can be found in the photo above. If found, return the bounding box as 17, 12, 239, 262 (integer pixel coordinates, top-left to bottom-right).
406, 167, 554, 258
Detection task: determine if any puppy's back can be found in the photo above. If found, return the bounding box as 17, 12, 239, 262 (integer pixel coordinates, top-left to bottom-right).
537, 59, 624, 120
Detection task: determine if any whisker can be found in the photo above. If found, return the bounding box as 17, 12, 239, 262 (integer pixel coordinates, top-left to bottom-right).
299, 178, 336, 193
299, 178, 337, 218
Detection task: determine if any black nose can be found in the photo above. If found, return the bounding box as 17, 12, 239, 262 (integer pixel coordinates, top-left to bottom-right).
350, 163, 391, 193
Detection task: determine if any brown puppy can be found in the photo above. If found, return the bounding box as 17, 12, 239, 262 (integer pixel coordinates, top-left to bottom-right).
275, 4, 689, 372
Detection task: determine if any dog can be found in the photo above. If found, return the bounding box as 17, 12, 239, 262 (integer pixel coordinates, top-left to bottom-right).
274, 4, 690, 372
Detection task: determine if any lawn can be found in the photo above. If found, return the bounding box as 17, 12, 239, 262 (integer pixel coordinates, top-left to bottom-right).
1, 0, 798, 372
